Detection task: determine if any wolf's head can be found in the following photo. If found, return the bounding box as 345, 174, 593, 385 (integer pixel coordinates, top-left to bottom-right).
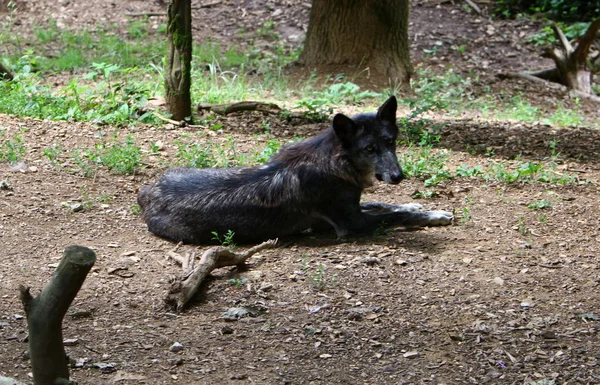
333, 96, 403, 185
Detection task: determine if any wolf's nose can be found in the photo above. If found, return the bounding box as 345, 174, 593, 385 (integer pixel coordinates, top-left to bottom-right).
389, 171, 404, 184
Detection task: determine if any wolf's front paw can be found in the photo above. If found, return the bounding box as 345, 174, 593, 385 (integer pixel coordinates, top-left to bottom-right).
425, 210, 454, 226
394, 203, 424, 212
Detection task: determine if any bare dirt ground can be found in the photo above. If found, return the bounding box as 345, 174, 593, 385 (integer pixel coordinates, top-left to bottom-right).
2, 1, 600, 384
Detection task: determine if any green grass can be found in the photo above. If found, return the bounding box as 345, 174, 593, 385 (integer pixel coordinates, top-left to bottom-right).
0, 129, 26, 164
211, 229, 237, 248
0, 128, 26, 164
528, 199, 552, 210
526, 21, 591, 47
300, 256, 334, 291
405, 68, 590, 127
70, 134, 143, 177
0, 56, 160, 125
397, 142, 585, 187
398, 146, 452, 187
496, 95, 541, 121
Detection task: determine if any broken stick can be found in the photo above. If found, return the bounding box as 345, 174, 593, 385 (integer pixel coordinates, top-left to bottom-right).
165, 239, 277, 311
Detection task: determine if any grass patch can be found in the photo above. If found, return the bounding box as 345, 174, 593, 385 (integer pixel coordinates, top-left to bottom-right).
0, 56, 159, 125
71, 134, 143, 176
0, 128, 26, 164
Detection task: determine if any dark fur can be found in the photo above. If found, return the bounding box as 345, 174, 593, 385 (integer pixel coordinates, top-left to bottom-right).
138, 96, 453, 244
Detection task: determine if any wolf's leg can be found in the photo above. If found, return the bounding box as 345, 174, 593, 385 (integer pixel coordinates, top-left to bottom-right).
326, 205, 453, 238
362, 209, 453, 230
360, 201, 424, 213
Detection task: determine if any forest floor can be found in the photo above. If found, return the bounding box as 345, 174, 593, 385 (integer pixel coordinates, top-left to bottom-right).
1, 1, 600, 384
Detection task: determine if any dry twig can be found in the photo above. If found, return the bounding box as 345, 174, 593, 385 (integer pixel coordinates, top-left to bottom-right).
165, 239, 278, 311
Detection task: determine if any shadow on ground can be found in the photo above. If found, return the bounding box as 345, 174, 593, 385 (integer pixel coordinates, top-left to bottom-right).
437, 119, 600, 163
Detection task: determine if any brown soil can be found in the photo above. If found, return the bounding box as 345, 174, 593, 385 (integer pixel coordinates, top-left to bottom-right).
2, 1, 600, 384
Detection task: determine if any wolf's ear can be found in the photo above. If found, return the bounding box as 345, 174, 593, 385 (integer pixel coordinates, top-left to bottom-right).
333, 113, 358, 143
376, 95, 397, 123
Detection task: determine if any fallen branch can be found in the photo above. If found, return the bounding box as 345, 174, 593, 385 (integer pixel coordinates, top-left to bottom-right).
198, 101, 283, 116
165, 239, 277, 311
464, 0, 483, 15
498, 72, 600, 103
19, 246, 96, 385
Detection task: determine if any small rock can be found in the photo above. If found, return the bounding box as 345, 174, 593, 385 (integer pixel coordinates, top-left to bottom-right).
93, 362, 117, 373
221, 326, 234, 335
521, 300, 535, 308
70, 203, 84, 213
9, 162, 31, 173
118, 256, 140, 266
488, 370, 502, 379
403, 351, 419, 359
493, 277, 504, 286
240, 270, 263, 282
541, 330, 556, 339
0, 179, 11, 190
63, 339, 79, 346
319, 354, 332, 359
395, 259, 408, 266
222, 306, 264, 320
258, 283, 273, 292
169, 342, 184, 353
360, 257, 380, 266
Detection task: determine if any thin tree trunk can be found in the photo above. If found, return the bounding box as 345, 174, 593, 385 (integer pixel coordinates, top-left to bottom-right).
165, 0, 193, 121
19, 246, 96, 385
299, 0, 412, 88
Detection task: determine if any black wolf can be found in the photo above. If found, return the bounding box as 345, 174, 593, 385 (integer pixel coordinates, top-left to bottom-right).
138, 96, 453, 244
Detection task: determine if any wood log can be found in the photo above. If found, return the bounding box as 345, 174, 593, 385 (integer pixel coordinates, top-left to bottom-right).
19, 246, 96, 385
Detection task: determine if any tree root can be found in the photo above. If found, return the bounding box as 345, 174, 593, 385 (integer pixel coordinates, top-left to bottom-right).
498, 72, 600, 103
198, 101, 283, 115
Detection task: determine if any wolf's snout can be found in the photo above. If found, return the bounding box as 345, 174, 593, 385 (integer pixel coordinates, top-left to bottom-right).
375, 171, 404, 184
389, 171, 403, 184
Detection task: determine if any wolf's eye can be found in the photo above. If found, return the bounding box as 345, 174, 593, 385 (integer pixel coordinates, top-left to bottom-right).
365, 145, 374, 152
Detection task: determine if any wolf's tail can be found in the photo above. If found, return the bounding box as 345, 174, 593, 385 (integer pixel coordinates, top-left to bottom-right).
137, 184, 153, 211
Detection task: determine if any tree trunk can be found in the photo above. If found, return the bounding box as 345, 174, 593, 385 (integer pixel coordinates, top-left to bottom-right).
299, 0, 412, 89
536, 19, 600, 94
19, 246, 96, 385
165, 0, 193, 121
